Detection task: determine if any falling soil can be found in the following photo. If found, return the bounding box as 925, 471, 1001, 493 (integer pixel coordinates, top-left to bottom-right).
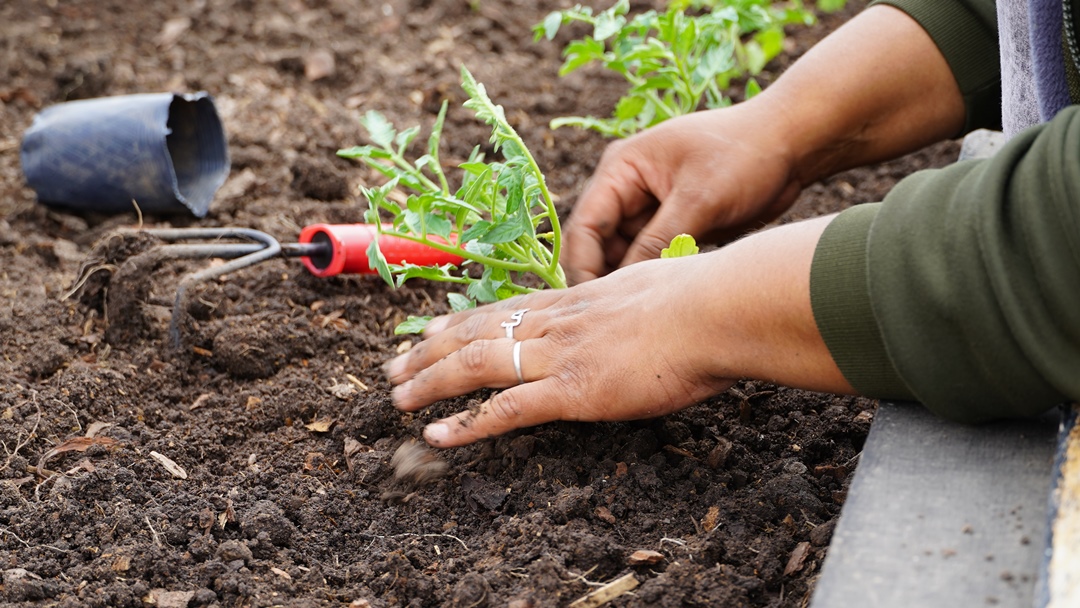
0, 0, 960, 606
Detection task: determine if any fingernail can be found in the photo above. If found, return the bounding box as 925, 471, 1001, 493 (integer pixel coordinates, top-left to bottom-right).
424, 422, 449, 446
391, 383, 411, 407
424, 315, 449, 335
383, 356, 406, 381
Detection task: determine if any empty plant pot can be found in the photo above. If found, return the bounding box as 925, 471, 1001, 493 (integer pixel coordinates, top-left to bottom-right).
20, 92, 230, 217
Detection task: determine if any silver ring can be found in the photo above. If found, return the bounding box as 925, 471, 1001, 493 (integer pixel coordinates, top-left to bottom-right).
500, 308, 529, 340
512, 341, 525, 385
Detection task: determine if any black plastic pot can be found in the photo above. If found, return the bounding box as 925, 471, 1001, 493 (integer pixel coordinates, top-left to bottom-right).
20, 92, 230, 217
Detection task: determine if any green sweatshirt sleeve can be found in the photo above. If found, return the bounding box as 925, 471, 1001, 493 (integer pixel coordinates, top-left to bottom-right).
811, 106, 1080, 423
870, 0, 1001, 133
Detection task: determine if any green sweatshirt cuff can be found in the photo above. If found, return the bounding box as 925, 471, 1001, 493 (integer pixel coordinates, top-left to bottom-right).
869, 0, 1001, 133
810, 204, 914, 400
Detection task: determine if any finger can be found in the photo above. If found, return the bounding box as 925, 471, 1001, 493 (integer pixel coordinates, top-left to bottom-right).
422, 379, 564, 447
620, 190, 712, 266
385, 295, 558, 385
392, 338, 543, 411
564, 154, 656, 284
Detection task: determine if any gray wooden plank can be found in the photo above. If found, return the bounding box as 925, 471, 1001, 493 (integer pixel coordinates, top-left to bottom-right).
811, 402, 1059, 608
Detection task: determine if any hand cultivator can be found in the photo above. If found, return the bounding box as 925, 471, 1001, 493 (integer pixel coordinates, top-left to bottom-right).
130, 224, 462, 346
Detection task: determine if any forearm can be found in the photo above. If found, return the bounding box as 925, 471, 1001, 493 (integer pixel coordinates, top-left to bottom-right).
751, 4, 968, 185
692, 215, 855, 395
812, 106, 1080, 422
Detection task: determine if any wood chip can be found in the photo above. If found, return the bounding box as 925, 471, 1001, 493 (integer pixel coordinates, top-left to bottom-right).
270, 567, 292, 580
189, 393, 212, 411
145, 589, 195, 608
111, 554, 131, 572
84, 421, 113, 438
594, 506, 616, 524
702, 505, 720, 532
345, 373, 369, 391
344, 437, 363, 473
568, 572, 639, 608
149, 451, 188, 479
155, 17, 191, 50
304, 49, 335, 81
328, 382, 357, 400
627, 549, 664, 566
305, 417, 335, 433
783, 541, 812, 576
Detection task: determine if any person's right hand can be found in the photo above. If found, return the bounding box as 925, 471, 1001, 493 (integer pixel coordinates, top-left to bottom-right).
563, 99, 803, 284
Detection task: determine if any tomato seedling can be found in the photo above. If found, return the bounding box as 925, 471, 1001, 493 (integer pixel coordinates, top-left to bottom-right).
534, 0, 815, 137
338, 66, 566, 333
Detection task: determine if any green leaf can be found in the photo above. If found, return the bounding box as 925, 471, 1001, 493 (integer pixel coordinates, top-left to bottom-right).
614, 95, 647, 120
539, 11, 562, 41
745, 77, 762, 99
425, 213, 453, 240
429, 100, 448, 158
337, 145, 392, 160
366, 239, 394, 286
361, 111, 396, 149
395, 126, 420, 153
479, 220, 527, 244
447, 292, 475, 312
660, 234, 699, 258
394, 263, 457, 285
594, 11, 626, 41
560, 38, 605, 75
467, 276, 501, 303
816, 0, 847, 13
464, 240, 496, 258
394, 316, 432, 335
459, 219, 493, 243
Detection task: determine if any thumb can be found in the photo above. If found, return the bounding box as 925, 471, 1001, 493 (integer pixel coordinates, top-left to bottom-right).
621, 200, 707, 267
422, 381, 560, 448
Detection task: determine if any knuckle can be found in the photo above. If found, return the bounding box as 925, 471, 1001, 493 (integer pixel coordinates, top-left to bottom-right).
458, 315, 488, 342
457, 340, 491, 377
486, 392, 525, 426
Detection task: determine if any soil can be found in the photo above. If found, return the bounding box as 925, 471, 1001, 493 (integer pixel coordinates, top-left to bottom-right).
0, 1, 961, 606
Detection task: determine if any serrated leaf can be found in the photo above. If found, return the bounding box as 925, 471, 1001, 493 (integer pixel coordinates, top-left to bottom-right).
467, 277, 501, 303
425, 213, 453, 240
428, 100, 448, 158
395, 316, 432, 335
337, 145, 392, 160
394, 264, 456, 285
464, 240, 496, 257
447, 292, 475, 312
395, 126, 420, 153
460, 220, 493, 243
361, 111, 396, 149
479, 220, 526, 244
660, 234, 699, 258
366, 239, 394, 286
594, 11, 626, 41
614, 95, 647, 120
539, 11, 562, 41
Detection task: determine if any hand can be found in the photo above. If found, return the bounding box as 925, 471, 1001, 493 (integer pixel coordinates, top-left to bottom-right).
563, 101, 802, 284
561, 5, 968, 286
384, 254, 738, 448
384, 216, 853, 448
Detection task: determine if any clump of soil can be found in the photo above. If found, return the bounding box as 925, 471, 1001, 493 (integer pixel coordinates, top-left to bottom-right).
0, 0, 961, 606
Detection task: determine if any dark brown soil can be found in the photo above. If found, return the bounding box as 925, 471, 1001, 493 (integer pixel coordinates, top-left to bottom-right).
0, 1, 960, 606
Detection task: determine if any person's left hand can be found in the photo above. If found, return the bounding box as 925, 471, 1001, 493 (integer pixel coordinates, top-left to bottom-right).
383, 254, 737, 448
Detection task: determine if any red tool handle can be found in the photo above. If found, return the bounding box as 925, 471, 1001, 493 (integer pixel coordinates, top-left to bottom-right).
298, 223, 464, 278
